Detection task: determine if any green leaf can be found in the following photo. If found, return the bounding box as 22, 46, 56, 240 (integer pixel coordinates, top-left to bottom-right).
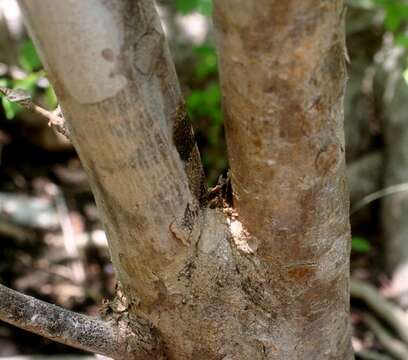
0, 72, 45, 119
176, 0, 212, 15
176, 0, 199, 14
194, 45, 218, 80
2, 97, 20, 119
396, 35, 408, 48
384, 12, 401, 32
0, 79, 19, 119
0, 78, 9, 88
196, 0, 212, 16
19, 40, 42, 72
352, 236, 372, 253
186, 83, 221, 123
14, 73, 39, 91
383, 3, 408, 31
44, 85, 58, 109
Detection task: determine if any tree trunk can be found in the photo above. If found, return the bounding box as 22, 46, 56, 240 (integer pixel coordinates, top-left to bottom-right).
212, 1, 352, 358
14, 0, 352, 359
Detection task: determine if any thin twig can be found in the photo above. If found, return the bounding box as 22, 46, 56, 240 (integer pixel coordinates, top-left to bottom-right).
0, 283, 163, 359
363, 313, 408, 360
351, 279, 408, 344
351, 183, 408, 214
0, 87, 69, 139
0, 283, 119, 356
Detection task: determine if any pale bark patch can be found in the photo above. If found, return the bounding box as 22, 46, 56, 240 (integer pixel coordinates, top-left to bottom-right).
21, 0, 127, 104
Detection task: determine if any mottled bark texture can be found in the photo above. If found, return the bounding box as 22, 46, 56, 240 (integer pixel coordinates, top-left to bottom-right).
213, 0, 352, 358
18, 0, 206, 312
14, 0, 353, 359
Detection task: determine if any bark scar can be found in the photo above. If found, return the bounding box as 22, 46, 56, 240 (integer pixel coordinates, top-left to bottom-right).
169, 220, 191, 246
169, 203, 200, 246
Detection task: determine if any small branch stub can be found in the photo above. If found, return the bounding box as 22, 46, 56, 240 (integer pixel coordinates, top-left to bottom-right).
0, 87, 69, 139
